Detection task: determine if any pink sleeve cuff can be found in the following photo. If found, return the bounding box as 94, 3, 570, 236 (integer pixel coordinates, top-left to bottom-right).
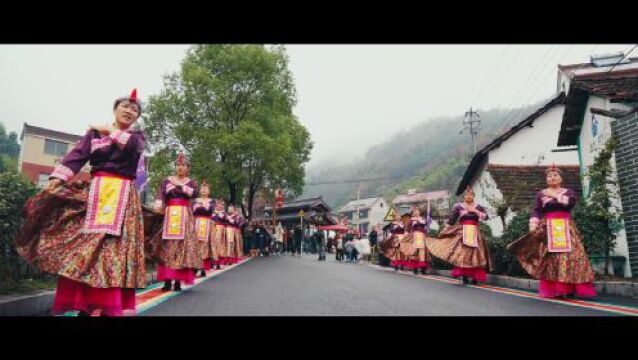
530, 217, 540, 228
50, 164, 75, 181
478, 211, 487, 221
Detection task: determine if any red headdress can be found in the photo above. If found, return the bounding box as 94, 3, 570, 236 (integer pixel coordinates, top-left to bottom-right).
176, 151, 189, 167
113, 88, 142, 113
545, 163, 562, 174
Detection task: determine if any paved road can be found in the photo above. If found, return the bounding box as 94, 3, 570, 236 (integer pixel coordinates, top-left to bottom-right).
141, 253, 636, 316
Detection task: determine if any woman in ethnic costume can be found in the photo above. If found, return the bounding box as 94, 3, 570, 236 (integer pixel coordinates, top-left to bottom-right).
153, 152, 201, 291
507, 164, 596, 298
211, 199, 229, 268
225, 204, 245, 264
427, 187, 493, 285
379, 213, 407, 271
15, 89, 146, 316
404, 206, 432, 275
192, 180, 216, 278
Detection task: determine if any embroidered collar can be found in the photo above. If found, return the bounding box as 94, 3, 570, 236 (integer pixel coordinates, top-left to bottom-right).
461, 202, 476, 210
169, 176, 191, 186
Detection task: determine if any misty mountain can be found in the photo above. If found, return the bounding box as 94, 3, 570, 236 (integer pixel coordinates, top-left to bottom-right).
302, 98, 550, 210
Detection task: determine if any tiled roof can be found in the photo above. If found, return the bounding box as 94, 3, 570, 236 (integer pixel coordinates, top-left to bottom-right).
572, 75, 638, 101
263, 196, 332, 212
487, 164, 582, 211
21, 123, 84, 143
392, 190, 449, 205
338, 197, 383, 213
558, 74, 638, 146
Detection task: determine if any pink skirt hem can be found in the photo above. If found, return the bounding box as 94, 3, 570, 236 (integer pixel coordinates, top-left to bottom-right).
51, 276, 136, 316
404, 260, 429, 269
539, 279, 597, 298
451, 267, 487, 282
201, 258, 213, 270
157, 265, 195, 285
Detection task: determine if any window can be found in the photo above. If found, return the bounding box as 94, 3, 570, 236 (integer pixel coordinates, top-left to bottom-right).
37, 174, 49, 188
44, 139, 68, 157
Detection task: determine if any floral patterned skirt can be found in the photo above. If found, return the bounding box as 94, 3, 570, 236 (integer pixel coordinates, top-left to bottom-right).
427, 224, 493, 271
507, 219, 595, 285
16, 180, 146, 289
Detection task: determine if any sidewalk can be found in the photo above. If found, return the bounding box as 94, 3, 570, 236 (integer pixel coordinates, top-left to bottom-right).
370, 262, 638, 299
0, 272, 157, 316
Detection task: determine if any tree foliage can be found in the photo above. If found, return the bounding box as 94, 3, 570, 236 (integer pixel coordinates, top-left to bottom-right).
143, 45, 312, 218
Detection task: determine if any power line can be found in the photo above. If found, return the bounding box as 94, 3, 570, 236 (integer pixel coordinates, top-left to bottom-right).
304, 175, 402, 186
475, 45, 525, 111
472, 46, 511, 109
606, 44, 638, 73
506, 44, 575, 127
490, 45, 563, 135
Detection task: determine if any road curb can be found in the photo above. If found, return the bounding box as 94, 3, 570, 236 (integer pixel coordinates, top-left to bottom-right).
0, 273, 158, 316
376, 266, 638, 299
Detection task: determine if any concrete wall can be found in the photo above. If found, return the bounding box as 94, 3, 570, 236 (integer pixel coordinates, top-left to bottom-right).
489, 104, 578, 166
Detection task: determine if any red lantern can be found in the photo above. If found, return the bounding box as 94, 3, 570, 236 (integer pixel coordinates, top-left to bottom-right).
276, 188, 283, 208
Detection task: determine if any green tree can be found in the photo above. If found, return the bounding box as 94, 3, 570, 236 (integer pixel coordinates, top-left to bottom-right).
490, 208, 530, 276
0, 172, 37, 292
0, 123, 20, 158
572, 138, 622, 275
0, 123, 20, 172
143, 45, 312, 219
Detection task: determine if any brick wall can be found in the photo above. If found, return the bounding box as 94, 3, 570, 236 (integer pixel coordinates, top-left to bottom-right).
611, 114, 638, 278
20, 162, 54, 184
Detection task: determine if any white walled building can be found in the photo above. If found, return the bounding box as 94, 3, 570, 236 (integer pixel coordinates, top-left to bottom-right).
556, 54, 638, 278
338, 196, 389, 234
456, 92, 581, 237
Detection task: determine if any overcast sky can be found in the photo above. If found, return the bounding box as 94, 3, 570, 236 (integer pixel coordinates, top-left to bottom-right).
0, 44, 632, 169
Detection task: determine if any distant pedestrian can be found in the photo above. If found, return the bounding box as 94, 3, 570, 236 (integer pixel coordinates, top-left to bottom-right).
335, 234, 344, 261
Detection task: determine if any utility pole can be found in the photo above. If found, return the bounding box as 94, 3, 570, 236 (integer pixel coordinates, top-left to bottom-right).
272, 188, 277, 228
355, 183, 361, 236
462, 107, 481, 155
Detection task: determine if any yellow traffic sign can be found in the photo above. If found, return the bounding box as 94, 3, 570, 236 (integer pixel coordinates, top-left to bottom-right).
384, 206, 397, 222
299, 210, 305, 217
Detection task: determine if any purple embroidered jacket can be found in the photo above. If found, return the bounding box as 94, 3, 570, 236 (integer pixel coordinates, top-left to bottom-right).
408, 216, 427, 233
157, 177, 198, 207
390, 221, 405, 235
530, 188, 576, 228
227, 213, 246, 228
193, 198, 214, 217
448, 203, 488, 225
212, 211, 228, 225
51, 129, 145, 181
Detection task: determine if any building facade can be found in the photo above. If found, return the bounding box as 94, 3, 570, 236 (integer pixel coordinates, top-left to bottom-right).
18, 123, 88, 187
457, 93, 580, 237
557, 54, 638, 278
337, 196, 389, 234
